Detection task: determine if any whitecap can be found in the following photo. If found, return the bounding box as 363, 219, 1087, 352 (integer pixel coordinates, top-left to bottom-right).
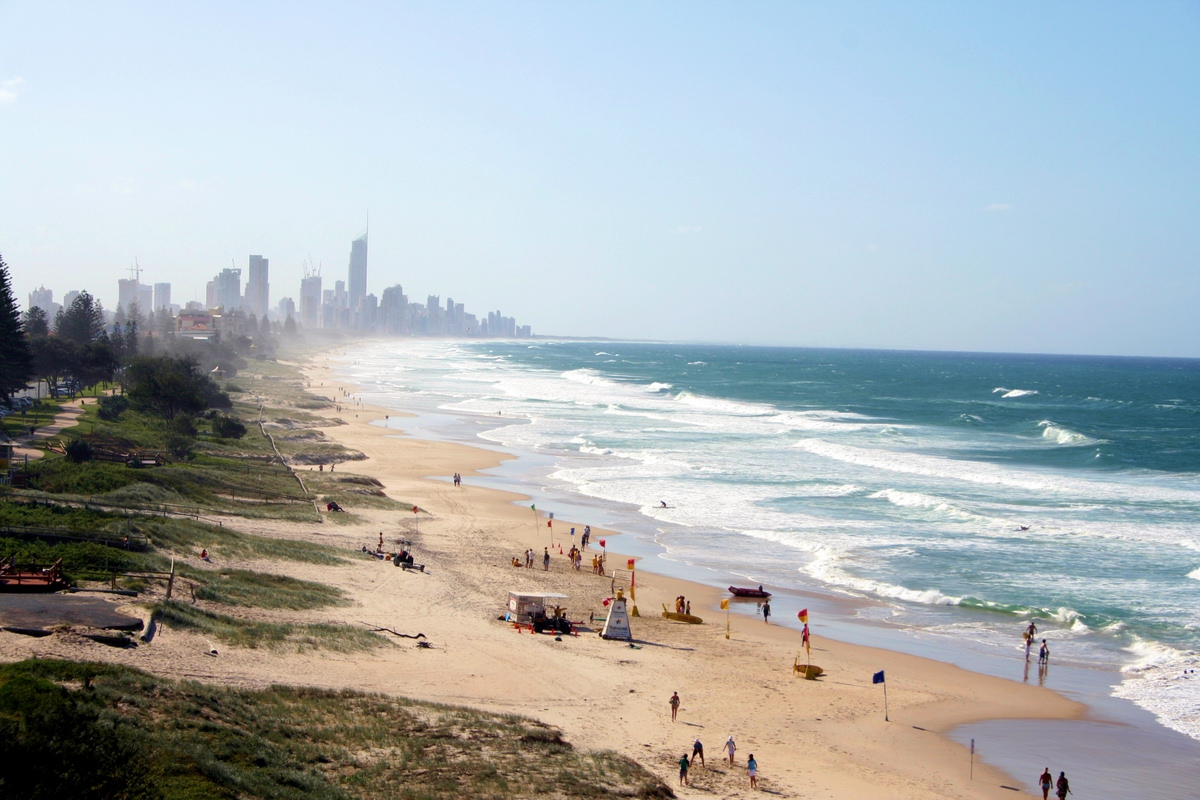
645, 382, 673, 392
1112, 640, 1200, 741
1038, 420, 1100, 446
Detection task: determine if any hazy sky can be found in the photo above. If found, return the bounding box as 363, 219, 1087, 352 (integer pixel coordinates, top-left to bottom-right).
2, 2, 1198, 356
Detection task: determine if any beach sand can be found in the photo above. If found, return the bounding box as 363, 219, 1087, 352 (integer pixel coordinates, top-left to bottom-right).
0, 353, 1085, 799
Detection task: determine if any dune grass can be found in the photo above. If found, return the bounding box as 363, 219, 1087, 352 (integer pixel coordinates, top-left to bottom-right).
0, 659, 673, 800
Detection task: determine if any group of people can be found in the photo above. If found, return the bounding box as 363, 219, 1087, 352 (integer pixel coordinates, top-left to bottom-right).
668, 702, 757, 790
452, 472, 462, 487
1039, 768, 1071, 799
1023, 621, 1050, 666
674, 596, 692, 615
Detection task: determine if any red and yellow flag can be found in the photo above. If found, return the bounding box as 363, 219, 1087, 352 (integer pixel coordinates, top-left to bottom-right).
798, 608, 808, 623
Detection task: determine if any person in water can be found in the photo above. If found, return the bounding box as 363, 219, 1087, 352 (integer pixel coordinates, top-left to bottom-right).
660, 501, 668, 508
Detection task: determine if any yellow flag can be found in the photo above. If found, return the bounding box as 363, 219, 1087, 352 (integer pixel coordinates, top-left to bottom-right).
720, 599, 730, 610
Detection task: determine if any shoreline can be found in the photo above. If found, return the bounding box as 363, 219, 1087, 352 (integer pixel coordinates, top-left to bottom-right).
302, 347, 1087, 798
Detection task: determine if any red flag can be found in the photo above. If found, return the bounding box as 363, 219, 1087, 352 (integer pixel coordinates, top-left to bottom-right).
547, 520, 552, 527
599, 539, 606, 548
413, 506, 419, 514
798, 608, 808, 623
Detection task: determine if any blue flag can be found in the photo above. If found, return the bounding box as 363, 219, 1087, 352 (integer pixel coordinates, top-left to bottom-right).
872, 670, 885, 684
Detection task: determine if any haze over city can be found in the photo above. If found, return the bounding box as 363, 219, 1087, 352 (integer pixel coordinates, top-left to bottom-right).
2, 2, 1198, 357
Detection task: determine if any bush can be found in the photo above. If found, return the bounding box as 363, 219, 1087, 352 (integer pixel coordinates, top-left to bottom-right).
212, 415, 247, 440
64, 438, 93, 464
97, 394, 129, 421
165, 434, 193, 460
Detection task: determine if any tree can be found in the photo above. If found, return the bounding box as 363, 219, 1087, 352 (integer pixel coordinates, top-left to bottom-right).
23, 306, 49, 336
56, 291, 105, 346
0, 253, 35, 402
124, 355, 215, 420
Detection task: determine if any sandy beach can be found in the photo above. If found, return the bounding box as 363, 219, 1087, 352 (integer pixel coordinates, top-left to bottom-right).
0, 351, 1085, 799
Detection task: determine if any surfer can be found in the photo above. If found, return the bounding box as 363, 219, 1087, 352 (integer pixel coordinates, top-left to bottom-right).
1018, 525, 1031, 531
660, 501, 668, 508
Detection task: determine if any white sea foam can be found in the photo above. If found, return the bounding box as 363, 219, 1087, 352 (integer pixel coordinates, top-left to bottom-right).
1038, 420, 1100, 446
805, 549, 963, 606
1113, 639, 1200, 741
993, 387, 1040, 398
869, 488, 977, 520
1188, 567, 1200, 581
687, 361, 707, 365
645, 382, 673, 392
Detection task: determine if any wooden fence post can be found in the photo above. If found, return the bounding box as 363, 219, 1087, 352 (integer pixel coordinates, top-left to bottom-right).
166, 558, 175, 600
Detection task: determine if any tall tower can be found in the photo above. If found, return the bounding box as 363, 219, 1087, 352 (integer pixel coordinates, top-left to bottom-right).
348, 229, 368, 312
246, 255, 270, 318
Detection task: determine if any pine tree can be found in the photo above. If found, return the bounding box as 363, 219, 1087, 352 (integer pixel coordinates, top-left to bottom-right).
0, 253, 35, 401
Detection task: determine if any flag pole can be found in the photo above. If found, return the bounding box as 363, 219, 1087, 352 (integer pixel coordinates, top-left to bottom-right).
884, 679, 889, 722
969, 738, 974, 780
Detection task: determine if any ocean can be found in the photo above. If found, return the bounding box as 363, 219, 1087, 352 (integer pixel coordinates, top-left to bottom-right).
335, 339, 1200, 792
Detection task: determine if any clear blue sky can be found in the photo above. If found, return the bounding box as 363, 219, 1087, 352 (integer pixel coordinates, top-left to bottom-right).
2, 2, 1197, 356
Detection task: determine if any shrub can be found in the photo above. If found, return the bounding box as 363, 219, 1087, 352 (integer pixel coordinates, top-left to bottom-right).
64, 438, 93, 463
212, 415, 247, 440
97, 394, 129, 421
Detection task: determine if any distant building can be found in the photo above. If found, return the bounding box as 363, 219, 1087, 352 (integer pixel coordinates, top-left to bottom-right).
118, 278, 140, 314
245, 255, 269, 319
300, 273, 322, 329
277, 296, 295, 321
28, 286, 55, 316
176, 312, 216, 340
348, 232, 368, 313
153, 282, 171, 312
212, 268, 242, 312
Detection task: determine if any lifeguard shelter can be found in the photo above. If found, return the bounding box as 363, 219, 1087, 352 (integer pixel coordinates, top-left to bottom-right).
506, 591, 569, 624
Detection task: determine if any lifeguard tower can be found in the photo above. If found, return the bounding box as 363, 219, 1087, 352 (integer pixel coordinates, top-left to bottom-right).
601, 589, 633, 641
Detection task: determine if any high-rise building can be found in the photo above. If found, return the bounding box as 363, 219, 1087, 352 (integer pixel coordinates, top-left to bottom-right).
348, 232, 367, 311
28, 286, 54, 315
136, 284, 153, 316
118, 278, 141, 314
153, 283, 171, 311
213, 268, 242, 311
245, 255, 269, 318
300, 273, 322, 329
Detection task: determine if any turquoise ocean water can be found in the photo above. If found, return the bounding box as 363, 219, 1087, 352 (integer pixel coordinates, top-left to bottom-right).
337, 339, 1200, 773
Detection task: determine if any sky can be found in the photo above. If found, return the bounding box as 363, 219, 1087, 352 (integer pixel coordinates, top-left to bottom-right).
1, 2, 1198, 357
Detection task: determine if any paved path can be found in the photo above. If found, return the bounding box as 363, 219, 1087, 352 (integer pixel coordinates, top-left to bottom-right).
11, 398, 87, 460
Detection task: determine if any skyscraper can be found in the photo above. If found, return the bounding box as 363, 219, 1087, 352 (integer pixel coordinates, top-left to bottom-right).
348, 232, 367, 312
245, 255, 269, 319
212, 268, 242, 312
300, 273, 322, 329
153, 283, 171, 312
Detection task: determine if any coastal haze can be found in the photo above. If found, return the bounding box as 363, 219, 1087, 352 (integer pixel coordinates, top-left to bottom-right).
2, 3, 1199, 356
3, 3, 1200, 798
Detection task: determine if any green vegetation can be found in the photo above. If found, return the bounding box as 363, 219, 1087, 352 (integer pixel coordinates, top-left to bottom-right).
0, 660, 673, 800
191, 569, 347, 610
154, 602, 377, 653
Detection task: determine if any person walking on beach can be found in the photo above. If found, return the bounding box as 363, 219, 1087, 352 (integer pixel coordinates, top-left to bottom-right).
583, 525, 590, 548
725, 735, 737, 765
669, 691, 680, 722
747, 754, 758, 789
762, 599, 771, 624
1039, 768, 1053, 800
1055, 771, 1070, 799
1025, 632, 1033, 661
678, 753, 690, 786
691, 737, 705, 767
1039, 639, 1050, 665
543, 548, 550, 571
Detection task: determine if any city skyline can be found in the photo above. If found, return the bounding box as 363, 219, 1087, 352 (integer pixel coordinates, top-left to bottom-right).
2, 4, 1198, 356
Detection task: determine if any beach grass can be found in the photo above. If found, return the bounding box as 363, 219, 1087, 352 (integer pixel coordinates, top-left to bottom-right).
190, 569, 349, 610
0, 659, 673, 800
154, 600, 379, 652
